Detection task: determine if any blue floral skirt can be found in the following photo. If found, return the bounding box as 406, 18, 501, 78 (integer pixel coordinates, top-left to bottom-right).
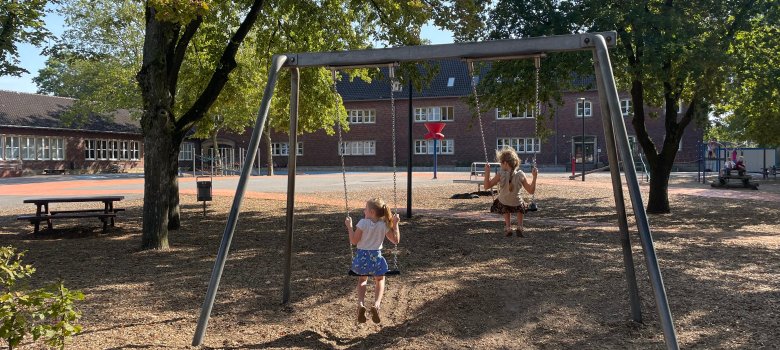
350, 249, 389, 276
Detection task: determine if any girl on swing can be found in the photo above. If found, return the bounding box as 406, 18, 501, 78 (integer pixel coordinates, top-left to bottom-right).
484, 147, 538, 237
344, 198, 400, 324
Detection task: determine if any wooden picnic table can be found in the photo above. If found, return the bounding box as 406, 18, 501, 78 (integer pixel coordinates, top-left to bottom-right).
17, 195, 125, 234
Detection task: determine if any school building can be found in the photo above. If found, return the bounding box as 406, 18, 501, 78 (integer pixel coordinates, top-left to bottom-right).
224, 60, 704, 172
0, 90, 144, 177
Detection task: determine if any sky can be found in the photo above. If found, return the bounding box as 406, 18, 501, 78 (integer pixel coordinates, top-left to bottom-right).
0, 11, 454, 95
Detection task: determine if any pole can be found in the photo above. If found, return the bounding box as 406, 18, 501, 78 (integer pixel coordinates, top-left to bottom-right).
407, 78, 413, 218
581, 98, 586, 181
282, 67, 300, 304
192, 55, 288, 347
433, 138, 438, 179
593, 49, 643, 323
593, 35, 679, 349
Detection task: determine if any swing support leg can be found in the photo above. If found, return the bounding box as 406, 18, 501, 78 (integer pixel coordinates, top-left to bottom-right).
282, 67, 300, 304
593, 48, 642, 323
591, 35, 679, 349
192, 55, 288, 347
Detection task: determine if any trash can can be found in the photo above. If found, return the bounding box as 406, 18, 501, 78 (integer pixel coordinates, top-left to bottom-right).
196, 177, 212, 202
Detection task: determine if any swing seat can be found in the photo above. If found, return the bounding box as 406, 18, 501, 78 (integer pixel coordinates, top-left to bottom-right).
348, 270, 400, 277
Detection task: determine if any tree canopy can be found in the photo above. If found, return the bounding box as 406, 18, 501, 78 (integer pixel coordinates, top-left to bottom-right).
0, 0, 55, 77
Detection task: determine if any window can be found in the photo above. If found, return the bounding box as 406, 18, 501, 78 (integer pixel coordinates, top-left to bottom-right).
130, 141, 140, 160
4, 136, 19, 160
97, 140, 108, 160
120, 141, 129, 160
620, 99, 632, 117
109, 140, 119, 160
496, 106, 533, 119
271, 142, 303, 156
85, 140, 96, 160
339, 141, 375, 155
347, 109, 376, 124
496, 138, 540, 154
576, 99, 592, 117
572, 136, 596, 163
36, 137, 50, 160
447, 77, 455, 87
414, 106, 454, 122
21, 137, 35, 160
51, 138, 64, 160
414, 139, 454, 155
179, 142, 194, 160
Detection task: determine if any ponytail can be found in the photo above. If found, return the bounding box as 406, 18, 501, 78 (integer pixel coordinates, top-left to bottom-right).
381, 204, 392, 228
367, 198, 392, 227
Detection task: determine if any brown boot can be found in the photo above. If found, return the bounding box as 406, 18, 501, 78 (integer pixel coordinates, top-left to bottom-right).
504, 227, 513, 237
516, 228, 524, 237
369, 306, 381, 324
357, 305, 367, 323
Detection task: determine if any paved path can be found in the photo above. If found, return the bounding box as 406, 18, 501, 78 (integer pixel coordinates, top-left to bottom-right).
1, 171, 777, 211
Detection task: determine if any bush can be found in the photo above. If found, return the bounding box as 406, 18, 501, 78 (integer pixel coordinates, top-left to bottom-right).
0, 247, 84, 350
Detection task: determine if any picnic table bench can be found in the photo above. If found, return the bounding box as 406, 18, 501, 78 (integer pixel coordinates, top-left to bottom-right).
42, 169, 66, 175
16, 196, 125, 234
711, 170, 759, 190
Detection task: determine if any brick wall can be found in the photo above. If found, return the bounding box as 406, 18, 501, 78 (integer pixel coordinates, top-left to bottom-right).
230, 91, 703, 170
0, 127, 144, 177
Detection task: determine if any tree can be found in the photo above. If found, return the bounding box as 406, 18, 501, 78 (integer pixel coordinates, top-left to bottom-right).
41, 0, 436, 249
0, 0, 55, 77
713, 14, 780, 147
456, 0, 775, 213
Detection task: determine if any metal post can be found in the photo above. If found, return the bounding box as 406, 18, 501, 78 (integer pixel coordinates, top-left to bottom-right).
192, 55, 288, 347
580, 97, 586, 181
407, 79, 413, 218
593, 49, 643, 323
592, 35, 679, 349
433, 138, 438, 179
282, 67, 300, 304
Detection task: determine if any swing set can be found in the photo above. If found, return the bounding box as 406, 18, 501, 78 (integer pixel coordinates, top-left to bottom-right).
192, 32, 680, 350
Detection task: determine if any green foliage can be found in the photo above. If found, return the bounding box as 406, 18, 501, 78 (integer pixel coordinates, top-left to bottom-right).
0, 0, 56, 76
0, 247, 84, 350
713, 15, 780, 147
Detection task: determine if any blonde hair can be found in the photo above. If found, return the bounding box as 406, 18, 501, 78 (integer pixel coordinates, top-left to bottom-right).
366, 198, 392, 227
496, 147, 520, 192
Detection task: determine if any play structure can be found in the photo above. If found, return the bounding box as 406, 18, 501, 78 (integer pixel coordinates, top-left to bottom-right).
192, 33, 680, 349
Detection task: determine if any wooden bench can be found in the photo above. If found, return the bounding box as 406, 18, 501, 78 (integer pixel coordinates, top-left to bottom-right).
17, 213, 117, 234
42, 169, 66, 175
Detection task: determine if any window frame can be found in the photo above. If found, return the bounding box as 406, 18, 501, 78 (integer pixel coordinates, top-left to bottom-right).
51, 138, 64, 160
347, 109, 376, 124
576, 99, 592, 118
620, 99, 632, 117
339, 140, 376, 156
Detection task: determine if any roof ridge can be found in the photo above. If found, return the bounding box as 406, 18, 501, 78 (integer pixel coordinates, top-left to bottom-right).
0, 89, 77, 101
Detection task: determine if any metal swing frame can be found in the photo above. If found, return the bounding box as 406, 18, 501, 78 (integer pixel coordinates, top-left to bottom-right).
192, 32, 680, 350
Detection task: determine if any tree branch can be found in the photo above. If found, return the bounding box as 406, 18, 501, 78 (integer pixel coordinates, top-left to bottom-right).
168, 16, 203, 101
175, 0, 265, 133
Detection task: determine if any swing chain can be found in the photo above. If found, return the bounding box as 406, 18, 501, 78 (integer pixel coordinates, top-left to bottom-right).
389, 64, 399, 212
531, 56, 541, 204
331, 69, 355, 260
467, 60, 494, 199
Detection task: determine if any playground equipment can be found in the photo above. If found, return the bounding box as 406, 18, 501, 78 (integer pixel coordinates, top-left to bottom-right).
331, 68, 402, 277
192, 32, 680, 349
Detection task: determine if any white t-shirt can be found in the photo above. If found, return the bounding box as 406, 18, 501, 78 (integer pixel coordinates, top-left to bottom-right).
356, 218, 389, 250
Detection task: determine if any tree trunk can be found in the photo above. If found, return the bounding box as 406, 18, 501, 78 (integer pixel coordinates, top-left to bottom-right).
140, 112, 175, 249
137, 8, 177, 250
264, 119, 273, 176
646, 161, 672, 214
167, 152, 181, 230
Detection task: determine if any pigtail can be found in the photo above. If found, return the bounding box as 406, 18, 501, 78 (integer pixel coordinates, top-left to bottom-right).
508, 163, 516, 192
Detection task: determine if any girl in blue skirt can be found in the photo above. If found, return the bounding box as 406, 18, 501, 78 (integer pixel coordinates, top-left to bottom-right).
344, 198, 401, 324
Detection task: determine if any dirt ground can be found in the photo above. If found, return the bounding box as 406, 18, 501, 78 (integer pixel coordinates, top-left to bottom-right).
1, 174, 779, 349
